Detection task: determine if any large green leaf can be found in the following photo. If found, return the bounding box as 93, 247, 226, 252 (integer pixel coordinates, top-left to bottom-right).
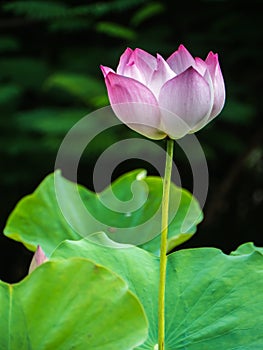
4, 170, 202, 255
52, 238, 263, 349
0, 258, 147, 349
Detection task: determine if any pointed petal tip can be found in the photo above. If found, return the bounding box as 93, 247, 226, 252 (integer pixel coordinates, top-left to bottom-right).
178, 43, 186, 50
167, 44, 195, 74
178, 44, 191, 53
133, 47, 146, 54
182, 65, 203, 76
206, 51, 219, 63
120, 47, 134, 60
100, 65, 114, 78
208, 51, 218, 57
28, 245, 48, 274
35, 245, 48, 264
156, 53, 165, 61
104, 71, 119, 85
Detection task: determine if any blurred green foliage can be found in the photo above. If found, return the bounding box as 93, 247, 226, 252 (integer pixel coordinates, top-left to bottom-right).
0, 0, 262, 282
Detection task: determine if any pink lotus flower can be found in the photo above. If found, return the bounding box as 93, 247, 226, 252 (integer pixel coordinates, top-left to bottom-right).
101, 45, 225, 139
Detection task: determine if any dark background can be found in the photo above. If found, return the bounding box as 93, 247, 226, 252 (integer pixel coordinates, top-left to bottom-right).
0, 0, 262, 282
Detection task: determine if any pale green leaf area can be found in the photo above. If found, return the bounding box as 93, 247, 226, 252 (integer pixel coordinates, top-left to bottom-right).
52, 238, 263, 349
44, 73, 106, 106
3, 0, 147, 21
4, 170, 202, 256
131, 2, 165, 26
0, 258, 148, 349
96, 21, 137, 40
231, 242, 263, 256
3, 1, 69, 20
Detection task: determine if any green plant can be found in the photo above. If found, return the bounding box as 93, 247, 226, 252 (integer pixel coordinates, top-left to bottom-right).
1, 1, 263, 348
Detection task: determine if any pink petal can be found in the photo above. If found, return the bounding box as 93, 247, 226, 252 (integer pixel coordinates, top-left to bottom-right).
167, 44, 195, 74
159, 67, 213, 131
205, 51, 218, 76
148, 54, 176, 98
194, 57, 207, 76
205, 52, 226, 119
100, 65, 115, 78
132, 48, 157, 83
116, 48, 145, 84
105, 72, 166, 139
158, 107, 191, 139
116, 48, 133, 75
29, 245, 48, 273
188, 69, 214, 132
135, 48, 156, 67
117, 48, 157, 85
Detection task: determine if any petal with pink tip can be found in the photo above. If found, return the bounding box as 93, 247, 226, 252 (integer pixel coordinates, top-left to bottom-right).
167, 44, 195, 75
105, 72, 166, 139
117, 50, 145, 84
132, 48, 157, 84
159, 67, 212, 130
188, 69, 214, 132
100, 65, 115, 78
29, 245, 48, 273
205, 52, 226, 119
194, 57, 207, 76
205, 51, 218, 76
116, 47, 133, 75
117, 48, 157, 85
148, 54, 176, 98
134, 48, 157, 69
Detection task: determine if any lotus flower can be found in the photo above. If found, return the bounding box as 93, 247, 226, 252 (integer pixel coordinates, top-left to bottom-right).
101, 45, 225, 139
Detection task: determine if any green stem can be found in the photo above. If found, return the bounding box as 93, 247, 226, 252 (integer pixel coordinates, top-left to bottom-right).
158, 138, 174, 350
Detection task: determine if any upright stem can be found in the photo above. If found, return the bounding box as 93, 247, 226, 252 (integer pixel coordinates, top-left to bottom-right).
158, 138, 174, 350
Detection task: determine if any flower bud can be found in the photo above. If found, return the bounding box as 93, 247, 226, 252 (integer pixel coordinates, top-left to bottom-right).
29, 245, 48, 273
